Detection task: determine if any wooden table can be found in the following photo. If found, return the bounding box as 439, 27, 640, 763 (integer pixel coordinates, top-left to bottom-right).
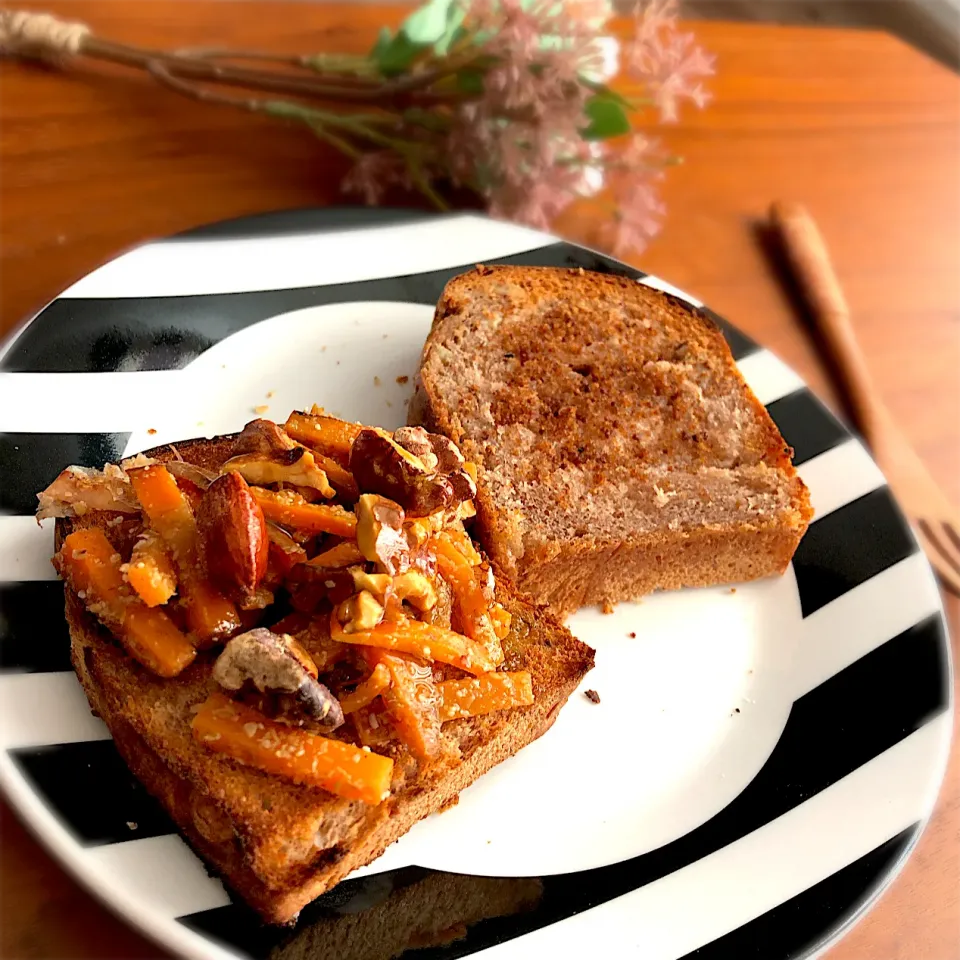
1, 4, 957, 958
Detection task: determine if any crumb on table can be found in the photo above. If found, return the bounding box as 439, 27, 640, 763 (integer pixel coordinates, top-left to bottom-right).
730, 587, 737, 594
253, 404, 269, 414
147, 428, 157, 436
628, 631, 636, 639
584, 689, 601, 704
373, 376, 381, 386
396, 375, 409, 385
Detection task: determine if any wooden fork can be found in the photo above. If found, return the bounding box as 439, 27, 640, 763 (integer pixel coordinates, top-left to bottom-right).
770, 201, 960, 598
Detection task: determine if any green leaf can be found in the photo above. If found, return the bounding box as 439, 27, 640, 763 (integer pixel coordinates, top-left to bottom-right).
401, 0, 458, 44
375, 31, 428, 76
581, 93, 631, 141
580, 78, 633, 109
370, 26, 393, 60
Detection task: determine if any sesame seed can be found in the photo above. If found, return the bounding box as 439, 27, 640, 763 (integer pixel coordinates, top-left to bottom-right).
243, 722, 258, 737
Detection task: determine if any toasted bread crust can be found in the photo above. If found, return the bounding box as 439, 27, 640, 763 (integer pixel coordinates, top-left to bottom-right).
59, 435, 593, 923
415, 265, 813, 615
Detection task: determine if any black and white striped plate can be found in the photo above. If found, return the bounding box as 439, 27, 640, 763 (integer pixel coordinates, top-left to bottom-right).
0, 209, 951, 960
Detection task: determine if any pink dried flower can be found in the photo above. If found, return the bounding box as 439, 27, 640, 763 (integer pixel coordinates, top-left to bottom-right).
341, 151, 407, 205
599, 134, 667, 254
625, 0, 715, 122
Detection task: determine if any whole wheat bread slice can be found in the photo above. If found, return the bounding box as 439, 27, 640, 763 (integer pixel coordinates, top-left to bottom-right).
412, 265, 813, 616
58, 435, 593, 924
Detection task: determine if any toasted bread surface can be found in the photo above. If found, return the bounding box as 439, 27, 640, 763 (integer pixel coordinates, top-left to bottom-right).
414, 265, 813, 614
59, 435, 593, 923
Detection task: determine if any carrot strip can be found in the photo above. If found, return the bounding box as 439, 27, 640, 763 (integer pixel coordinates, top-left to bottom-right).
339, 663, 391, 715
431, 536, 504, 667
251, 488, 357, 538
192, 693, 393, 806
331, 613, 496, 677
57, 528, 195, 677
352, 702, 394, 747
125, 532, 177, 607
284, 412, 362, 466
129, 465, 240, 642
438, 672, 533, 722
489, 604, 513, 641
308, 540, 365, 568
436, 527, 482, 566
370, 650, 442, 760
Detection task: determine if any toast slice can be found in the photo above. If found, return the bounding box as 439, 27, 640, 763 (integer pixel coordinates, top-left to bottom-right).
413, 265, 813, 616
51, 430, 593, 924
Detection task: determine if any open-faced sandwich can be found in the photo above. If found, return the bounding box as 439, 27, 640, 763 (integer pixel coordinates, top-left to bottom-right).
39, 411, 593, 923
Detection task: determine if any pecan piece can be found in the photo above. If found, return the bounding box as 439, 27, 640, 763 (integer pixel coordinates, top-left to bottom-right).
212, 628, 344, 730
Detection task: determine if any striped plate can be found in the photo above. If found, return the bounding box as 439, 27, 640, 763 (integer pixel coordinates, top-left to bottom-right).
0, 209, 951, 960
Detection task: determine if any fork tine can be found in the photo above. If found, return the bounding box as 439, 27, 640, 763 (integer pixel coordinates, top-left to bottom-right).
915, 522, 960, 598
942, 521, 960, 557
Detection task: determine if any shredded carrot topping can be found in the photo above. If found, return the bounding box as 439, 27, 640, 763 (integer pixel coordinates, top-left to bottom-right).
339, 663, 391, 715
129, 465, 240, 641
431, 535, 504, 667
251, 487, 357, 538
309, 540, 366, 569
284, 412, 362, 466
192, 693, 393, 805
331, 612, 496, 676
125, 532, 177, 608
438, 672, 533, 722
361, 649, 441, 760
57, 528, 195, 677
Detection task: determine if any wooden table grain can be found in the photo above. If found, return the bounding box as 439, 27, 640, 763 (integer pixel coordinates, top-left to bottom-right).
1, 4, 957, 959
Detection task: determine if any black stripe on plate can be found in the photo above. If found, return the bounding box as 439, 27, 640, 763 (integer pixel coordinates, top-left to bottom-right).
0, 582, 72, 673
684, 824, 919, 959
765, 390, 849, 466
2, 241, 747, 372
8, 739, 177, 846
0, 432, 130, 515
793, 487, 918, 619
175, 614, 947, 959
697, 306, 758, 362
171, 207, 442, 241
1, 244, 615, 373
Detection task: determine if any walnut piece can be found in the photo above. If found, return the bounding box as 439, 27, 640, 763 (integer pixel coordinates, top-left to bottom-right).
356, 493, 409, 575
337, 590, 385, 633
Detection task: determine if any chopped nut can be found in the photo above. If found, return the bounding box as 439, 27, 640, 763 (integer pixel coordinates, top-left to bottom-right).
350, 429, 474, 518
337, 590, 385, 633
213, 628, 343, 730
391, 569, 437, 611
196, 472, 268, 602
393, 426, 464, 474
223, 433, 335, 499
584, 689, 601, 704
356, 493, 409, 575
350, 566, 393, 597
